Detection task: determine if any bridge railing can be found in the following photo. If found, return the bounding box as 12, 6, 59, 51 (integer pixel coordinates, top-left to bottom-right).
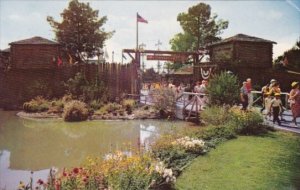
251, 91, 290, 109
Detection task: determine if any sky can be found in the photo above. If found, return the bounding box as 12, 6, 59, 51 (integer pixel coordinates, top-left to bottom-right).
0, 0, 299, 68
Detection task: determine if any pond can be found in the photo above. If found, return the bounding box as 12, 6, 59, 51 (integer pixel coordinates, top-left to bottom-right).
0, 110, 192, 189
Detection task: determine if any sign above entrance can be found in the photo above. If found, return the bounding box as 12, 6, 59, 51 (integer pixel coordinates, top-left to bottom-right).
146, 55, 188, 62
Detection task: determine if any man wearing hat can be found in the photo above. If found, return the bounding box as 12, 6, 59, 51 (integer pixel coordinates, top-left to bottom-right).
271, 93, 284, 125
289, 81, 300, 127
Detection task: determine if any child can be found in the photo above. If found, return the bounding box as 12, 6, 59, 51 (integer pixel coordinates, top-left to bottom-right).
264, 92, 272, 120
271, 93, 284, 125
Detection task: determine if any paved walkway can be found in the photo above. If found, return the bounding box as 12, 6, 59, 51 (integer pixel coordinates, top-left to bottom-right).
263, 110, 300, 134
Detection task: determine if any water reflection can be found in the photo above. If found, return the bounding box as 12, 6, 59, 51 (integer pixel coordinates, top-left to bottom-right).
0, 111, 190, 189
0, 150, 50, 190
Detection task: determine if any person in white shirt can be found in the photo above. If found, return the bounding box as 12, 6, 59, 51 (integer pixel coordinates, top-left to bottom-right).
271, 93, 283, 125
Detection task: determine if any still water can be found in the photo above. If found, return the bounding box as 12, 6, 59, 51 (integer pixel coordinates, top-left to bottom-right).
0, 110, 191, 189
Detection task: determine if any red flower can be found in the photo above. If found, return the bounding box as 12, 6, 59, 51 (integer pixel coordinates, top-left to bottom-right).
73, 168, 79, 174
37, 179, 44, 185
63, 172, 67, 177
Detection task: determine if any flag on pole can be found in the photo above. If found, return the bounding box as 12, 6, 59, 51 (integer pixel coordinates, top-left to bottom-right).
57, 56, 62, 66
137, 13, 148, 23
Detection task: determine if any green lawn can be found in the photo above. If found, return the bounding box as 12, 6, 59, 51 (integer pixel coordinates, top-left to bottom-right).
175, 131, 300, 190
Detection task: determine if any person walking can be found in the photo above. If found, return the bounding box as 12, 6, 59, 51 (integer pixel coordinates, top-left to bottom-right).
261, 82, 270, 113
246, 78, 253, 109
240, 81, 248, 110
264, 92, 272, 120
289, 82, 300, 127
271, 93, 284, 125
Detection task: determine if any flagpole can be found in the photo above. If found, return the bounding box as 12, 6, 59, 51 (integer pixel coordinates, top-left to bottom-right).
136, 12, 138, 50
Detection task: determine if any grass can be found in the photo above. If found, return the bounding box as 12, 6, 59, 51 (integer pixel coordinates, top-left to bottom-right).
175, 131, 300, 190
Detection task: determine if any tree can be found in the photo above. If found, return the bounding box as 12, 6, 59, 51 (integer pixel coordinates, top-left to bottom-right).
169, 32, 196, 52
47, 0, 114, 63
170, 3, 228, 51
274, 38, 300, 71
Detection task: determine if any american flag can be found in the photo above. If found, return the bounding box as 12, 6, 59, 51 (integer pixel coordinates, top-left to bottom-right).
137, 13, 148, 23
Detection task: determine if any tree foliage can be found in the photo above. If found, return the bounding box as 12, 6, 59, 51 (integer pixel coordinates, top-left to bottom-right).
170, 3, 228, 51
274, 38, 300, 71
207, 71, 239, 106
47, 0, 114, 63
170, 32, 196, 52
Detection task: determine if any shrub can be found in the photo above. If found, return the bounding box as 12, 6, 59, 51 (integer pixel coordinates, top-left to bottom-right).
194, 124, 236, 142
64, 72, 88, 98
63, 100, 89, 122
207, 71, 240, 106
62, 94, 73, 103
151, 88, 176, 118
229, 107, 265, 135
64, 72, 108, 102
200, 105, 231, 125
121, 99, 136, 114
151, 135, 208, 176
89, 99, 103, 110
23, 96, 50, 113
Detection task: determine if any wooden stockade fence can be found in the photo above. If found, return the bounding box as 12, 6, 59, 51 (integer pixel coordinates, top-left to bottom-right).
0, 63, 135, 108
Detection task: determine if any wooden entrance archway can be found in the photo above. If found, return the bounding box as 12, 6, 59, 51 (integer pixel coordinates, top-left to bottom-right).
123, 49, 199, 94
122, 49, 215, 94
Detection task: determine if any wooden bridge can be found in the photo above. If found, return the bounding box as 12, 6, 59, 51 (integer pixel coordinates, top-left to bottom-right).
139, 90, 208, 120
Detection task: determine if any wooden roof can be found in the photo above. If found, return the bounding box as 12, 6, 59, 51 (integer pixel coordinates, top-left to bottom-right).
9, 36, 59, 45
208, 34, 277, 47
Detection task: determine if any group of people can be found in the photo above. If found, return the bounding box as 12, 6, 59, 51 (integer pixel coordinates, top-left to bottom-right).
143, 80, 208, 97
240, 78, 300, 127
143, 80, 209, 109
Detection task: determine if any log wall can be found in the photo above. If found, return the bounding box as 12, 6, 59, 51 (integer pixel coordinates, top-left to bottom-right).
11, 44, 59, 69
0, 63, 134, 109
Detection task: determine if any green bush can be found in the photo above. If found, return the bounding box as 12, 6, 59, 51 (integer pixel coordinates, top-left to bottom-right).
200, 105, 231, 126
152, 146, 197, 176
95, 103, 123, 116
23, 96, 50, 113
89, 99, 103, 110
229, 107, 265, 135
195, 124, 236, 144
207, 71, 240, 106
62, 94, 73, 103
121, 99, 136, 114
64, 72, 108, 102
152, 88, 176, 118
63, 100, 89, 122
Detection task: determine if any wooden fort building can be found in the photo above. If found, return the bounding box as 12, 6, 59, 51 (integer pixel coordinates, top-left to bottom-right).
208, 34, 276, 68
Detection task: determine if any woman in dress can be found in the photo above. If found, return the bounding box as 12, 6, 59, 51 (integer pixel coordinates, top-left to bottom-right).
289, 82, 300, 127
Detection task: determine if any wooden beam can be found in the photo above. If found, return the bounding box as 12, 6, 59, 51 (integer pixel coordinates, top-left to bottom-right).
123, 49, 199, 56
